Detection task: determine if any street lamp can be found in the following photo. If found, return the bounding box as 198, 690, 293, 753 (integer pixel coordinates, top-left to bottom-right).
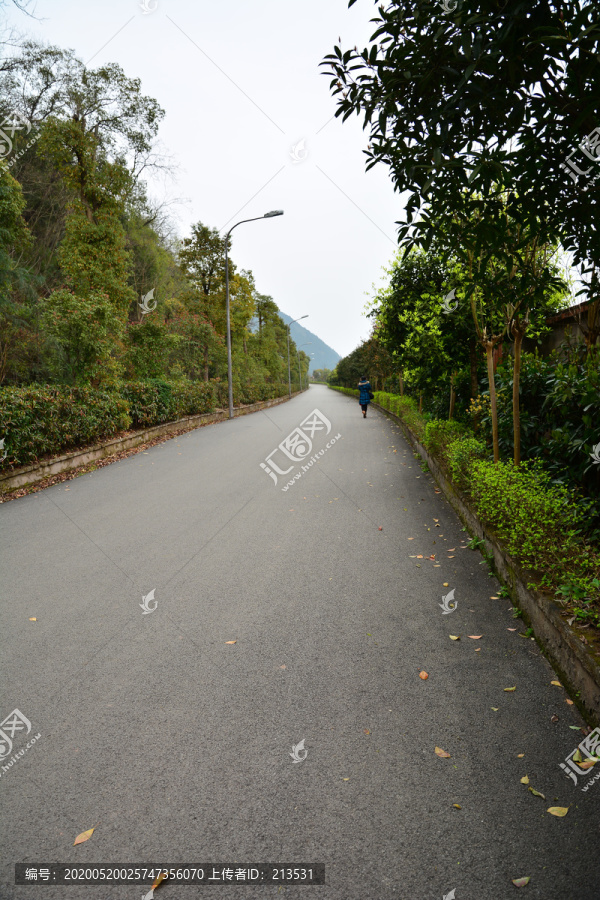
297, 342, 313, 391
287, 315, 308, 397
224, 210, 284, 419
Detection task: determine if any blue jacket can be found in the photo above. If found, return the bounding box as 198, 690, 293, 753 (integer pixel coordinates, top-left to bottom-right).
358, 381, 371, 404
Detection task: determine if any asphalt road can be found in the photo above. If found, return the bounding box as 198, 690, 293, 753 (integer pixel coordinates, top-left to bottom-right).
1, 384, 598, 900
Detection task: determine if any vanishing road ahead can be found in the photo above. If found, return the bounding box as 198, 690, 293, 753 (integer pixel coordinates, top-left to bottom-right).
1, 384, 598, 900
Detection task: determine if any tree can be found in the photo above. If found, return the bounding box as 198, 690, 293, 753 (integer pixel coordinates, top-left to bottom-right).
323, 0, 600, 343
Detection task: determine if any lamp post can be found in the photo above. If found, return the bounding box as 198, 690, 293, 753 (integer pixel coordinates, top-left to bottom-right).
224, 210, 284, 419
297, 342, 313, 391
287, 315, 308, 397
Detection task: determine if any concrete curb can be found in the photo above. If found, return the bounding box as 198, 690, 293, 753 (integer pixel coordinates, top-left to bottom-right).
0, 390, 305, 494
330, 386, 600, 725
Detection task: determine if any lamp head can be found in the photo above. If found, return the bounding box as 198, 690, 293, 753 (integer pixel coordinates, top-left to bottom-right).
264, 210, 284, 217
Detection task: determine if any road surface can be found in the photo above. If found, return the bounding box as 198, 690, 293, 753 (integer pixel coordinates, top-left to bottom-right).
1, 384, 598, 899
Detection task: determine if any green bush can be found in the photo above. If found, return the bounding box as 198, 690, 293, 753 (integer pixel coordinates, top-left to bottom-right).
424, 419, 468, 458
121, 379, 216, 427
469, 458, 600, 603
0, 385, 131, 467
446, 436, 487, 491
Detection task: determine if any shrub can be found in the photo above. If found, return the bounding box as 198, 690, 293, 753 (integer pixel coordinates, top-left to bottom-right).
424, 419, 468, 459
446, 437, 487, 491
469, 458, 600, 605
0, 385, 131, 467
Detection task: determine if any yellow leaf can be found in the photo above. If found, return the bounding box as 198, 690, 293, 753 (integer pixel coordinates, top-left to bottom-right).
342, 777, 350, 781
551, 681, 562, 687
29, 617, 36, 621
520, 775, 529, 784
453, 803, 462, 809
504, 686, 516, 692
491, 707, 499, 711
547, 806, 569, 817
73, 827, 95, 845
151, 872, 167, 891
579, 758, 599, 770
443, 582, 449, 587
435, 746, 451, 758
419, 671, 429, 680
565, 698, 574, 705
512, 877, 530, 887
469, 635, 483, 640
529, 787, 546, 799
517, 753, 525, 758
449, 635, 460, 640
225, 640, 237, 644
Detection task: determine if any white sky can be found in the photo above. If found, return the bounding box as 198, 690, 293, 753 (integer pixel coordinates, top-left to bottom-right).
5, 0, 405, 359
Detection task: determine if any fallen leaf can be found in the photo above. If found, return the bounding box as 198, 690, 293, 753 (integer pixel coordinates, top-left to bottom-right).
547, 806, 569, 817
435, 746, 451, 758
419, 671, 429, 680
342, 777, 350, 781
469, 635, 483, 640
475, 648, 481, 651
448, 548, 456, 551
280, 665, 286, 669
74, 827, 95, 845
367, 633, 372, 636
529, 787, 546, 799
491, 707, 499, 711
520, 775, 529, 784
578, 758, 599, 770
225, 640, 237, 644
517, 753, 525, 758
504, 686, 517, 692
490, 596, 499, 599
416, 554, 424, 559
551, 681, 562, 687
512, 877, 531, 887
447, 555, 455, 558
443, 582, 449, 587
29, 617, 36, 621
408, 537, 414, 540
508, 628, 517, 631
453, 803, 462, 809
565, 699, 574, 705
429, 554, 436, 560
449, 635, 460, 641
151, 872, 167, 891
364, 729, 371, 735
551, 714, 559, 723
378, 526, 383, 531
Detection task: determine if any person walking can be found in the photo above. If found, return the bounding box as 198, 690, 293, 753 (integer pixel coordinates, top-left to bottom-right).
358, 375, 372, 418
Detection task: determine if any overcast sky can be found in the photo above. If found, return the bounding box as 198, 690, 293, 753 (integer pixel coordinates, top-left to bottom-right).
5, 0, 407, 359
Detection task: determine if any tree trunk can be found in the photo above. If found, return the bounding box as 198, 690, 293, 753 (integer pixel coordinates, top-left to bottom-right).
448, 372, 456, 420
486, 340, 500, 463
469, 338, 478, 398
203, 344, 209, 382
513, 329, 523, 465
399, 371, 404, 396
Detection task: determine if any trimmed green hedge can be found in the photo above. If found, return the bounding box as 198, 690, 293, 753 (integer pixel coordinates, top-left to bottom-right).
0, 386, 131, 467
1, 378, 293, 469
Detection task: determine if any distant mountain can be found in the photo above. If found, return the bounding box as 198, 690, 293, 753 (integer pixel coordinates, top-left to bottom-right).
277, 312, 341, 374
